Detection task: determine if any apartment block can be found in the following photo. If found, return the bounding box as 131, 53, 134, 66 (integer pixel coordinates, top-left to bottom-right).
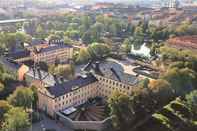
8, 39, 73, 65
31, 45, 73, 64
37, 60, 139, 117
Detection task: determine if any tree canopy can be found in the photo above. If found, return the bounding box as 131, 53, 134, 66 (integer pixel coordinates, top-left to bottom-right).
2, 107, 30, 131
7, 87, 34, 109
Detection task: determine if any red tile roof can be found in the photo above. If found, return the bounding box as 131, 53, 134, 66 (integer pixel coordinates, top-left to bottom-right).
168, 35, 197, 50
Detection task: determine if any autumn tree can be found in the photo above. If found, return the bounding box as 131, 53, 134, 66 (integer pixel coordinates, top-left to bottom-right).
148, 79, 174, 105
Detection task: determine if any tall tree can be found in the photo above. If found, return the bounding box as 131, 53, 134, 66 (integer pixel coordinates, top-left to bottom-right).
2, 107, 30, 131
77, 48, 91, 64
121, 38, 131, 54
162, 68, 196, 96
7, 88, 34, 109
0, 100, 11, 125
87, 43, 111, 60
185, 90, 197, 115
52, 64, 75, 80
108, 91, 135, 130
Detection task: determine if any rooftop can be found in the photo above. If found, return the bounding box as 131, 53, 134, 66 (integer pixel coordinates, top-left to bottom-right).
38, 44, 73, 53
7, 50, 30, 60
98, 59, 139, 85
83, 59, 139, 86
26, 68, 57, 86
0, 58, 21, 71
168, 35, 197, 51
31, 38, 47, 46
46, 73, 98, 98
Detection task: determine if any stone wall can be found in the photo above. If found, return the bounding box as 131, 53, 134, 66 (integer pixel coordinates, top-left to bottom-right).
56, 112, 112, 131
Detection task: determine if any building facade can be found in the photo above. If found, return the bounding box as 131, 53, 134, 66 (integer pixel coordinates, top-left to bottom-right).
38, 74, 99, 116
9, 40, 73, 65
31, 45, 73, 64
38, 72, 138, 117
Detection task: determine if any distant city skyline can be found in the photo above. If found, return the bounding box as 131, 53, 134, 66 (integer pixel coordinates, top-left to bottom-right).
45, 0, 197, 5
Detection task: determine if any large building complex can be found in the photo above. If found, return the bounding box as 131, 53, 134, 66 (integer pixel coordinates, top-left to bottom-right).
37, 59, 139, 117
8, 39, 73, 64
31, 44, 73, 64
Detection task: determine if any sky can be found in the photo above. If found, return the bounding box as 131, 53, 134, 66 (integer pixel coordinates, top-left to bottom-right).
33, 0, 197, 5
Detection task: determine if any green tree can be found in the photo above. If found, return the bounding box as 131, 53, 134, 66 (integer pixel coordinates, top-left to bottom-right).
7, 88, 34, 109
121, 38, 131, 54
82, 31, 92, 44
53, 64, 75, 80
162, 68, 196, 96
15, 32, 32, 44
108, 91, 135, 130
134, 26, 144, 37
2, 107, 30, 131
64, 36, 73, 45
0, 101, 12, 125
36, 24, 45, 39
175, 20, 191, 36
138, 78, 150, 88
90, 22, 105, 42
47, 34, 61, 42
81, 15, 93, 30
30, 86, 38, 109
87, 43, 111, 60
185, 90, 197, 115
65, 30, 80, 40
148, 79, 173, 105
77, 48, 91, 64
0, 82, 4, 92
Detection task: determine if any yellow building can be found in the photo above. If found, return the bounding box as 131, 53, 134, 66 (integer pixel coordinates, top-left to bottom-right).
38, 72, 138, 117
9, 45, 73, 65
38, 74, 99, 116
31, 45, 73, 64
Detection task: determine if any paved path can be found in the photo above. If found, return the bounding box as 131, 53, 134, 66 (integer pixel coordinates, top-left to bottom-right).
30, 114, 73, 131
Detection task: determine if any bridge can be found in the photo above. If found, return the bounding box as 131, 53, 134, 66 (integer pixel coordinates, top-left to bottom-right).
0, 19, 28, 25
